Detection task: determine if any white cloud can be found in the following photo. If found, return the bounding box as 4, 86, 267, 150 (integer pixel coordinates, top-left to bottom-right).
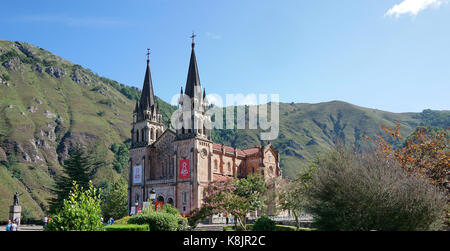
385, 0, 447, 17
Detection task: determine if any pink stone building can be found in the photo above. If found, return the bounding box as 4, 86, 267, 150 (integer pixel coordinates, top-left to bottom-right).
128, 40, 282, 216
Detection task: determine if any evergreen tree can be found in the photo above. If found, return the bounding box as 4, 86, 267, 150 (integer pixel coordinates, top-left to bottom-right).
102, 178, 128, 220
48, 146, 92, 214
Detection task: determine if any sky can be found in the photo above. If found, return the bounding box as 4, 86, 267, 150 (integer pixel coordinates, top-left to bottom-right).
0, 0, 449, 113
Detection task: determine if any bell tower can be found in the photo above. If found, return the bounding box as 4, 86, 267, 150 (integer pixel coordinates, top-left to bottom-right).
176, 33, 211, 141
129, 50, 164, 214
131, 49, 164, 147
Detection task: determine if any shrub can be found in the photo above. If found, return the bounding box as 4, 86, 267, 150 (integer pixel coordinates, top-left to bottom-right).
114, 216, 131, 225
104, 224, 149, 231
177, 216, 189, 231
164, 204, 180, 216
307, 147, 447, 231
128, 212, 179, 231
45, 181, 103, 231
252, 215, 276, 231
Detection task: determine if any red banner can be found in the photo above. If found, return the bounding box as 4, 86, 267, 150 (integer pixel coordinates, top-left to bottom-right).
137, 206, 142, 214
179, 159, 190, 179
155, 201, 163, 212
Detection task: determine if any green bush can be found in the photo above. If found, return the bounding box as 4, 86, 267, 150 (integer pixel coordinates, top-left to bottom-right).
252, 215, 276, 231
104, 224, 149, 231
308, 148, 447, 231
45, 181, 103, 231
177, 216, 189, 231
128, 212, 179, 231
163, 204, 180, 216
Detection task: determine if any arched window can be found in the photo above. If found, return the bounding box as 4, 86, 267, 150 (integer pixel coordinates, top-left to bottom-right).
182, 127, 185, 134
213, 160, 217, 172
227, 163, 231, 173
150, 128, 154, 140
167, 198, 174, 205
136, 130, 139, 142
141, 129, 145, 142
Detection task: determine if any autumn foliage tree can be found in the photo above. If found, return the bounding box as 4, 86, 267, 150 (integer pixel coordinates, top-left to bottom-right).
374, 123, 449, 194
372, 122, 449, 226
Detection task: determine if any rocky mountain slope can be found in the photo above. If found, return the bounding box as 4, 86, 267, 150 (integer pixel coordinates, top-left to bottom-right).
0, 39, 173, 220
0, 38, 448, 220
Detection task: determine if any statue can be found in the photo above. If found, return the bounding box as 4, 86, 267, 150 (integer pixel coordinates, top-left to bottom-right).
13, 192, 20, 206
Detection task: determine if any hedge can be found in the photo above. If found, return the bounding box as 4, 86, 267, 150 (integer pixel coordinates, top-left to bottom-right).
128, 212, 179, 231
115, 216, 131, 225
104, 224, 149, 231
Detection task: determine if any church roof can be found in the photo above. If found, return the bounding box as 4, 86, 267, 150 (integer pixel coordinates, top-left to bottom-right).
184, 42, 202, 99
139, 58, 156, 113
212, 143, 261, 157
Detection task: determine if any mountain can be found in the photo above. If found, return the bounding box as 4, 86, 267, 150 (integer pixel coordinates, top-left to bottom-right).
0, 39, 448, 220
211, 102, 447, 178
0, 39, 175, 220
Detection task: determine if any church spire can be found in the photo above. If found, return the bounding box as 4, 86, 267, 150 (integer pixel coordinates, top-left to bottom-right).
184, 33, 202, 99
139, 48, 156, 113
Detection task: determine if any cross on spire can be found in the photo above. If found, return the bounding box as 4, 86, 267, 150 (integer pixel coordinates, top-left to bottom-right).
146, 48, 151, 62
190, 32, 196, 48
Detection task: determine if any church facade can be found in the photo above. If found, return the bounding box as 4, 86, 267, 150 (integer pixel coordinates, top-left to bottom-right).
128, 40, 282, 216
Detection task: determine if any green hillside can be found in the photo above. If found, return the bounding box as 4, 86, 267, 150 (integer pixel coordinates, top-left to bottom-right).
211, 102, 442, 178
0, 39, 174, 220
0, 38, 448, 220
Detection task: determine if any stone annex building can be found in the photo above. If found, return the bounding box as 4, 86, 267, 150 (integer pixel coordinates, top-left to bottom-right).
128, 39, 282, 216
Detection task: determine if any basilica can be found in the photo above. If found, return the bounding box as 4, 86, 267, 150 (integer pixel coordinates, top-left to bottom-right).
128, 38, 282, 216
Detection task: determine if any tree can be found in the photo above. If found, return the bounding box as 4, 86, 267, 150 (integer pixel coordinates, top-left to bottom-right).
278, 164, 316, 230
234, 174, 267, 214
193, 174, 268, 230
45, 181, 103, 231
307, 146, 446, 231
373, 123, 449, 227
48, 146, 93, 214
102, 178, 128, 220
110, 143, 129, 173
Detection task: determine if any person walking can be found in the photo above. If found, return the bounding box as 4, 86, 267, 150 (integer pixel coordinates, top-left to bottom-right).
6, 220, 12, 231
11, 220, 18, 231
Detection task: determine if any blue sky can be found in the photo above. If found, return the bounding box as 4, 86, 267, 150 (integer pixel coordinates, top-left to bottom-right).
1, 0, 449, 112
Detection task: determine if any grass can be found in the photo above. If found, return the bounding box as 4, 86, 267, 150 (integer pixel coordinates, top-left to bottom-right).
104, 224, 150, 231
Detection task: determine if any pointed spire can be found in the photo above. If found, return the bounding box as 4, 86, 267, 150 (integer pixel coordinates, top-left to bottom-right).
185, 34, 202, 99
139, 49, 156, 113
134, 100, 139, 113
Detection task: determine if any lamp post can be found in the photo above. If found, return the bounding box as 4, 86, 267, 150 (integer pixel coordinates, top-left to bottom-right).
149, 188, 156, 209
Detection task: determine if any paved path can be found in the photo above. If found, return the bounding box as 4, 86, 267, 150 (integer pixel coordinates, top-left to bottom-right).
194, 224, 225, 231
0, 224, 44, 231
